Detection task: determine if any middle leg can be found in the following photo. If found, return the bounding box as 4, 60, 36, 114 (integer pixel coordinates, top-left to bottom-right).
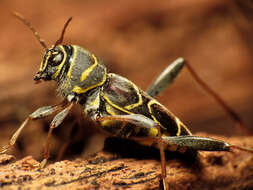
96, 114, 169, 190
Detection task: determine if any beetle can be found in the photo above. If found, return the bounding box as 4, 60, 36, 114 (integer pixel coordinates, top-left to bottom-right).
1, 12, 253, 190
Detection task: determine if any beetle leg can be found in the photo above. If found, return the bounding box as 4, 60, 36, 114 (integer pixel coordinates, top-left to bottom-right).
147, 58, 250, 135
41, 102, 74, 168
96, 114, 157, 130
161, 135, 230, 152
0, 103, 65, 154
147, 135, 253, 153
96, 114, 169, 190
146, 57, 185, 97
95, 114, 253, 189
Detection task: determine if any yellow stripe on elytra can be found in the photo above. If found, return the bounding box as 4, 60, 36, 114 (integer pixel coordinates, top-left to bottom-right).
124, 82, 143, 110
175, 117, 193, 136
102, 93, 132, 115
67, 46, 78, 79
52, 46, 67, 78
72, 72, 107, 94
147, 100, 166, 132
175, 117, 182, 136
80, 54, 99, 82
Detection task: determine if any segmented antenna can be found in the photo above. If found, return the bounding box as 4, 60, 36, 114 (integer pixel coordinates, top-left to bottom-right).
12, 11, 48, 50
53, 17, 72, 49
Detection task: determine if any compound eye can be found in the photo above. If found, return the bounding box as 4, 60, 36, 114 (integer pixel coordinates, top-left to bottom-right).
49, 52, 63, 66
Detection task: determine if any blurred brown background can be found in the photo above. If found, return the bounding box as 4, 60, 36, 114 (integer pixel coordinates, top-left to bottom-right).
0, 0, 253, 160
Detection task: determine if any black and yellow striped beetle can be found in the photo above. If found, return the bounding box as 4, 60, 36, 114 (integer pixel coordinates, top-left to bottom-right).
1, 12, 253, 190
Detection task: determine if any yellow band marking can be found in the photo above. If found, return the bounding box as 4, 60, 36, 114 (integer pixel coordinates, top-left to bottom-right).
67, 46, 78, 79
175, 117, 182, 136
148, 127, 158, 137
147, 100, 166, 130
148, 99, 192, 136
40, 51, 52, 71
100, 104, 117, 127
101, 120, 115, 127
102, 93, 132, 115
80, 54, 99, 82
175, 117, 193, 136
124, 82, 143, 110
52, 46, 67, 79
72, 72, 107, 94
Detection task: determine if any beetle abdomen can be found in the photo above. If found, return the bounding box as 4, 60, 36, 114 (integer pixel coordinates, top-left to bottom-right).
100, 73, 192, 140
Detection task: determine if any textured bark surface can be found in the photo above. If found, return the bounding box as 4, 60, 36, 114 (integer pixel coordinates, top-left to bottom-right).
1, 0, 253, 189
1, 135, 253, 190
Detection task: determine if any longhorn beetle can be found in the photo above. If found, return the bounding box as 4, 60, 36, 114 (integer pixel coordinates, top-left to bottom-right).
1, 12, 253, 190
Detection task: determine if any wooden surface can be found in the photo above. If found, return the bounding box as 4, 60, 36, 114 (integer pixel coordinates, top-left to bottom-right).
1, 135, 253, 190
0, 1, 253, 189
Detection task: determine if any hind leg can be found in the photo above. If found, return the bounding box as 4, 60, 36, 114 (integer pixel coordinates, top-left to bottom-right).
146, 57, 184, 97
147, 58, 250, 135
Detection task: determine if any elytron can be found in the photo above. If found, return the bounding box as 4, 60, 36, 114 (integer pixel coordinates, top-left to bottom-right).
1, 12, 253, 190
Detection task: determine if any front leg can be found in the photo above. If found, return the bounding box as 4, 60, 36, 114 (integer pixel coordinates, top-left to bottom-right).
0, 102, 65, 154
41, 102, 75, 168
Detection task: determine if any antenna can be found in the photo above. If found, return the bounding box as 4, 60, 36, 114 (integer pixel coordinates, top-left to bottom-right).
53, 17, 72, 49
12, 11, 48, 50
